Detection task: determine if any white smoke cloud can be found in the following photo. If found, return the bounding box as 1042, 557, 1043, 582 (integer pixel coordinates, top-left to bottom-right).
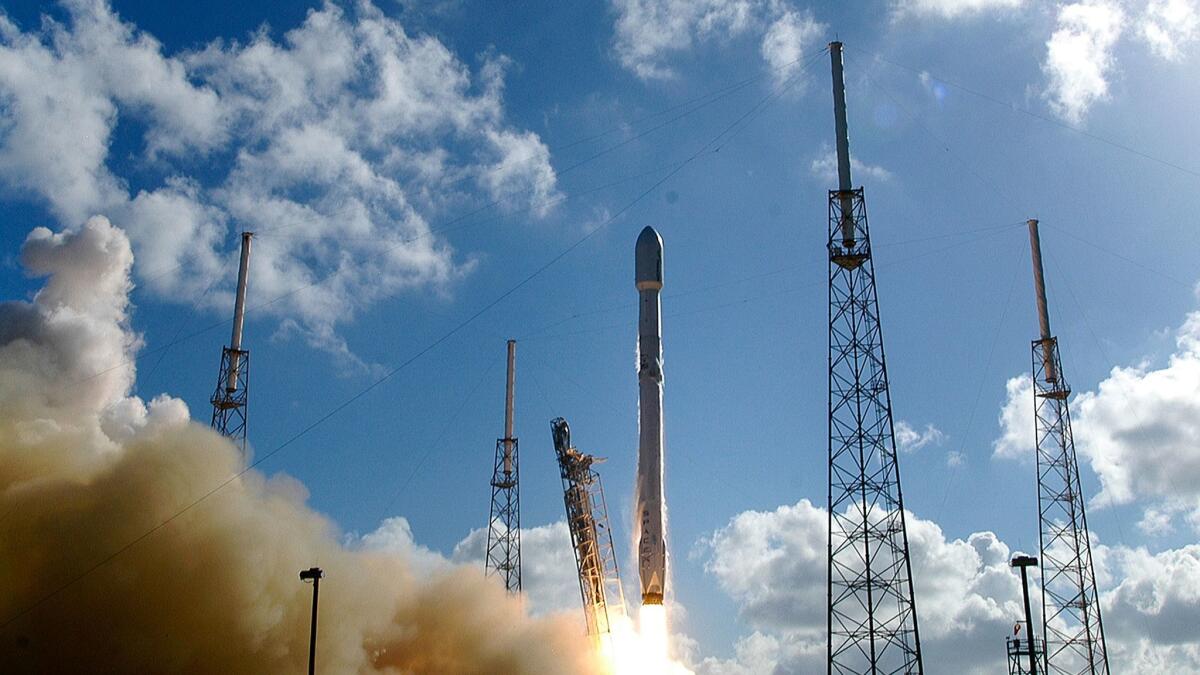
0, 1, 559, 363
0, 222, 597, 673
0, 217, 190, 469
1042, 1, 1126, 124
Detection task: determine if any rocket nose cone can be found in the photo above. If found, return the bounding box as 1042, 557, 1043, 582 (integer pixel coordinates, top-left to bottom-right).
635, 226, 663, 288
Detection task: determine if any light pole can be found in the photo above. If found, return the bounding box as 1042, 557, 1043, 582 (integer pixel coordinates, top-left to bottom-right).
1012, 555, 1039, 675
299, 567, 324, 675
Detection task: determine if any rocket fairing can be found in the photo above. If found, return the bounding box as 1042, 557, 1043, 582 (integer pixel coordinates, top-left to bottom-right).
635, 225, 666, 606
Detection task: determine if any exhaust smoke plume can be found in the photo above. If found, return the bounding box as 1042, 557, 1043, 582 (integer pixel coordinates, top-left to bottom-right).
0, 218, 598, 674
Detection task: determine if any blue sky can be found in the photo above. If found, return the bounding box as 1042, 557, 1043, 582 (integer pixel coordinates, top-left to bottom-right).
2, 0, 1199, 671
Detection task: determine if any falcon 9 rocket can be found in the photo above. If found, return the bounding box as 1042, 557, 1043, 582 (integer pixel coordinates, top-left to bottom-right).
635, 225, 666, 606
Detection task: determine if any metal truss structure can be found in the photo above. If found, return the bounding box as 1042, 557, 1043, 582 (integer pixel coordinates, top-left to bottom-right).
486, 339, 522, 593
827, 185, 923, 675
485, 435, 522, 592
1032, 337, 1109, 674
210, 232, 253, 451
551, 417, 625, 640
210, 347, 248, 449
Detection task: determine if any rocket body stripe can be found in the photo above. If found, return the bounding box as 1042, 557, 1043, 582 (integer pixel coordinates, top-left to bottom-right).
635, 226, 666, 605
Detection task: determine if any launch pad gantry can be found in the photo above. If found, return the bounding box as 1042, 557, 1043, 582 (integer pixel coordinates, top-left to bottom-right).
551, 417, 626, 641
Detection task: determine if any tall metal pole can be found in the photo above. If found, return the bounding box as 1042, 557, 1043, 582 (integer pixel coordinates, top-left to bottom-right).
1026, 221, 1109, 674
1015, 555, 1040, 675
211, 232, 253, 448
1027, 220, 1056, 383
504, 340, 516, 471
485, 340, 522, 592
830, 42, 856, 249
825, 41, 923, 675
299, 567, 323, 675
227, 231, 252, 391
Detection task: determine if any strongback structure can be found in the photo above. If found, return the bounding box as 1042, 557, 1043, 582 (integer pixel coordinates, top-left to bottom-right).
485, 340, 522, 593
1026, 220, 1109, 675
825, 42, 924, 675
210, 232, 253, 448
551, 417, 625, 641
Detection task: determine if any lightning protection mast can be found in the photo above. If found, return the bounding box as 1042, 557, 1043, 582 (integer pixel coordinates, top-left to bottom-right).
210, 231, 253, 449
1026, 220, 1109, 675
485, 339, 522, 593
551, 417, 625, 643
824, 42, 923, 675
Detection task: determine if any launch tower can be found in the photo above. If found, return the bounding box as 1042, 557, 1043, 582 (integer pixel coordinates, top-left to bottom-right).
1026, 220, 1109, 675
485, 340, 522, 593
210, 231, 253, 449
824, 42, 924, 674
551, 417, 625, 640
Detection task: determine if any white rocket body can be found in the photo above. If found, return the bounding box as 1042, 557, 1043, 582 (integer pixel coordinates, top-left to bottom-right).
635, 225, 666, 605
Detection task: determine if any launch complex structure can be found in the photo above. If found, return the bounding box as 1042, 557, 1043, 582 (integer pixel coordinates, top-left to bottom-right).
552, 417, 626, 641
824, 44, 1109, 675
485, 340, 522, 594
193, 37, 1113, 675
1019, 220, 1109, 675
211, 231, 253, 449
824, 41, 924, 675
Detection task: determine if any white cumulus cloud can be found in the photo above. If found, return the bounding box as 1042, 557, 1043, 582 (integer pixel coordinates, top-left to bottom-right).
0, 1, 560, 364
895, 419, 948, 453
694, 500, 1026, 673
1140, 0, 1200, 60
893, 0, 1026, 19
610, 0, 825, 83
810, 144, 893, 183
759, 8, 823, 88
694, 499, 1200, 673
994, 306, 1200, 534
1042, 0, 1126, 125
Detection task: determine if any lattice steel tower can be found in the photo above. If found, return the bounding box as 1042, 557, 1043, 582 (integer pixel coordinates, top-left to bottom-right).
1025, 220, 1109, 675
824, 42, 923, 675
551, 417, 625, 641
210, 231, 253, 449
485, 339, 522, 592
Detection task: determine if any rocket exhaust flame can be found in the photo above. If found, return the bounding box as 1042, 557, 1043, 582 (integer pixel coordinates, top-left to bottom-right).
634, 226, 666, 607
